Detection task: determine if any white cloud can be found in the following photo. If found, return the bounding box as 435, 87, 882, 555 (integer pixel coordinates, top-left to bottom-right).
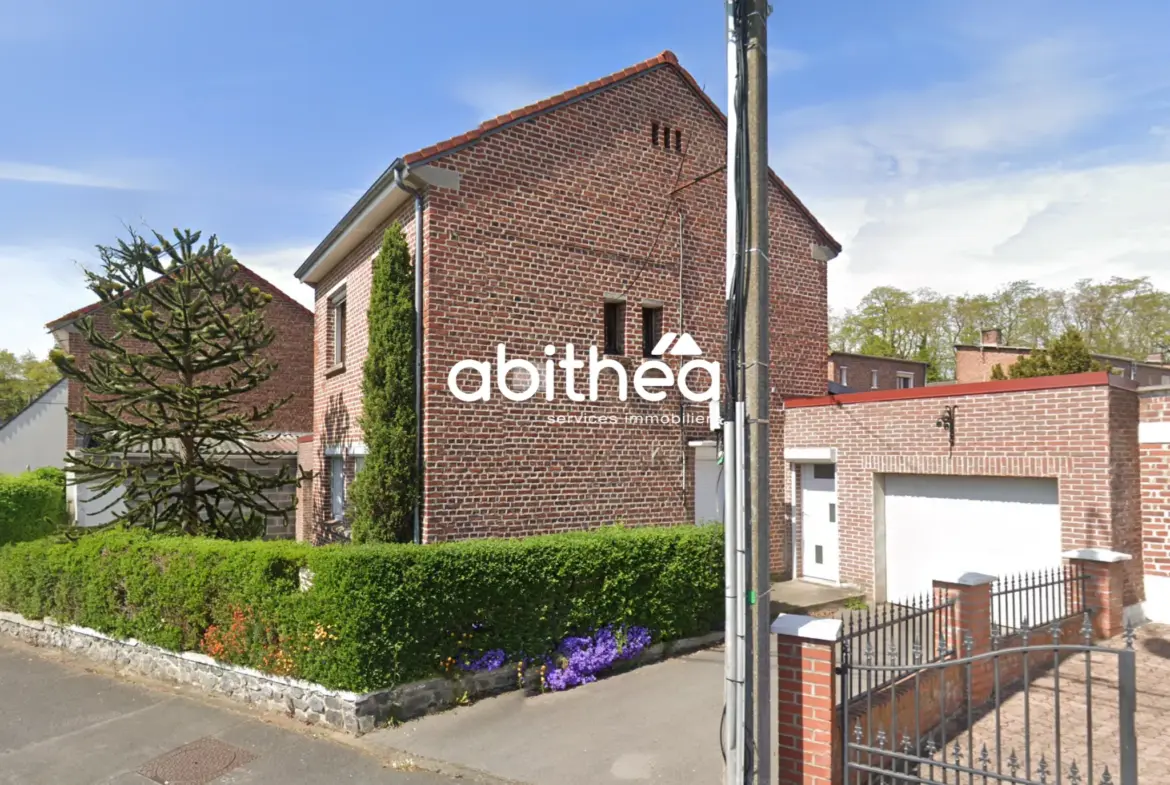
765, 28, 1170, 311
0, 161, 152, 190
820, 159, 1170, 311
452, 76, 557, 122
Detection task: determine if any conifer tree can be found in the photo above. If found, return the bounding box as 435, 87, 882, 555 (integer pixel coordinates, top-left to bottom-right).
1009, 328, 1105, 379
50, 228, 296, 539
348, 224, 418, 544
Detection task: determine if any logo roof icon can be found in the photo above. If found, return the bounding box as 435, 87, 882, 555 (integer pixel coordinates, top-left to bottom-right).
651, 332, 703, 357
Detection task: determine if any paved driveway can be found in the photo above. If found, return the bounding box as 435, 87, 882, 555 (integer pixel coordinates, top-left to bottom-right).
944, 623, 1170, 785
0, 638, 467, 785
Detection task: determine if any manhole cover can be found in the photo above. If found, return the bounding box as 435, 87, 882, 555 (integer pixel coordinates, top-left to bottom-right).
137, 737, 256, 785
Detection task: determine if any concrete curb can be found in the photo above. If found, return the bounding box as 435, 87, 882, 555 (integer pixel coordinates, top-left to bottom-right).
0, 611, 722, 736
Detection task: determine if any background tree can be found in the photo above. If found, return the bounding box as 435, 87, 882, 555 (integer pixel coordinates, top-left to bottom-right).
1008, 328, 1105, 378
50, 228, 296, 539
0, 351, 62, 422
348, 224, 418, 544
833, 276, 1170, 380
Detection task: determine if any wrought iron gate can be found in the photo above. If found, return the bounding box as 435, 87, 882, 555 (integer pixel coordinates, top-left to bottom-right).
837, 614, 1138, 785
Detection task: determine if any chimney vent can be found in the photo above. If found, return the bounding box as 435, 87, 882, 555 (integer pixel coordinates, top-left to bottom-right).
980, 328, 1002, 347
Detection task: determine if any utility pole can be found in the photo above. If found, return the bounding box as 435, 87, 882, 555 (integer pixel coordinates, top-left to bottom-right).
743, 1, 771, 783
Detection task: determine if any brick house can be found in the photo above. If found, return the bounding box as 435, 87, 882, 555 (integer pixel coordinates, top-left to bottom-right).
781, 370, 1163, 624
827, 351, 928, 392
293, 51, 840, 572
45, 263, 314, 536
956, 328, 1170, 385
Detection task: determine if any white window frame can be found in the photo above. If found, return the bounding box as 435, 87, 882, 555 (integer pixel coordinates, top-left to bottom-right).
328, 284, 348, 368
896, 372, 915, 390
870, 369, 879, 389
839, 366, 849, 386
330, 455, 346, 520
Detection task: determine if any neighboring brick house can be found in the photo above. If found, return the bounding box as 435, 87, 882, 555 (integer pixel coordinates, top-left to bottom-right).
45, 263, 314, 537
1139, 386, 1170, 623
294, 51, 840, 573
827, 351, 927, 392
782, 372, 1146, 616
956, 328, 1170, 385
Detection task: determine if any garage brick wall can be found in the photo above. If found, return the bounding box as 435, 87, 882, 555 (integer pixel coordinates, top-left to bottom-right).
784, 373, 1143, 603
1140, 389, 1170, 580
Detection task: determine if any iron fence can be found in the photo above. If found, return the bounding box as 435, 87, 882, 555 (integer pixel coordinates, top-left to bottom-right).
834, 594, 959, 700
991, 566, 1086, 635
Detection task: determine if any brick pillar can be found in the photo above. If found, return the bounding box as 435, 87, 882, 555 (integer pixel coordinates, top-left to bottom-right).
295, 435, 315, 543
932, 572, 996, 706
774, 614, 842, 785
1064, 548, 1133, 639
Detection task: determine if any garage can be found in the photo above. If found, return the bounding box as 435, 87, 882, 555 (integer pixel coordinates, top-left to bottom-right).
882, 475, 1063, 602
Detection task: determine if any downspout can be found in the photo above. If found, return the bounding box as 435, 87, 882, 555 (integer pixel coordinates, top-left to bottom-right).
678, 209, 686, 500
393, 167, 424, 545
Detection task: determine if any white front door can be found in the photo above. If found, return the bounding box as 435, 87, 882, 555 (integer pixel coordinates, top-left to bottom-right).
801, 463, 839, 583
694, 446, 724, 523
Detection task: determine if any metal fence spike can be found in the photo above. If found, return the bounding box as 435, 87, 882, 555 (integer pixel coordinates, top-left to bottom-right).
952, 739, 963, 766
979, 744, 991, 771
864, 640, 875, 665
876, 729, 887, 750
886, 638, 898, 661
901, 733, 913, 755
1022, 617, 1032, 644
1100, 766, 1113, 785
1124, 620, 1136, 650
1051, 620, 1062, 643
853, 721, 863, 743
925, 737, 938, 757
1069, 760, 1082, 785
1081, 612, 1093, 643
1008, 750, 1021, 776
912, 635, 923, 664
963, 630, 976, 656
991, 622, 1001, 650
1038, 755, 1050, 785
938, 633, 949, 659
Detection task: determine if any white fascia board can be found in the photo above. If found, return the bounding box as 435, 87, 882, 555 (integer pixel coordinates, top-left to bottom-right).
783, 446, 837, 464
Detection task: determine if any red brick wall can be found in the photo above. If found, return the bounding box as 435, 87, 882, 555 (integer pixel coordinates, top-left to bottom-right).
953, 346, 1028, 384
784, 378, 1143, 602
828, 353, 927, 391
1140, 390, 1170, 580
309, 200, 419, 534
58, 266, 313, 449
308, 63, 831, 570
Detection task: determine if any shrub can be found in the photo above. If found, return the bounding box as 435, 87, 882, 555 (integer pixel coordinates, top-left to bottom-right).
0, 524, 723, 692
0, 470, 67, 546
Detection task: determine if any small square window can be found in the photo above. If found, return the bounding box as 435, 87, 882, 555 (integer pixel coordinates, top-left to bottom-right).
896, 373, 914, 390
839, 366, 849, 386
642, 306, 663, 357
813, 463, 835, 480
870, 369, 879, 389
604, 301, 625, 356
815, 545, 824, 565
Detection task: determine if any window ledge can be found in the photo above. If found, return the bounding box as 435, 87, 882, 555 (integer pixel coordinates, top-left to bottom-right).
325, 363, 346, 378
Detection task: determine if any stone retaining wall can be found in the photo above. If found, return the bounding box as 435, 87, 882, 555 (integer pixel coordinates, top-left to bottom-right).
0, 610, 721, 735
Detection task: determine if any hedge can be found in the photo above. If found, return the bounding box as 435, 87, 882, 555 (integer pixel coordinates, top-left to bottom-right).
0, 524, 722, 692
0, 469, 67, 546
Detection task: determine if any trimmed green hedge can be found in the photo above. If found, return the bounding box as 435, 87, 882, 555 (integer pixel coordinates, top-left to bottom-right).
0, 524, 722, 692
0, 469, 67, 546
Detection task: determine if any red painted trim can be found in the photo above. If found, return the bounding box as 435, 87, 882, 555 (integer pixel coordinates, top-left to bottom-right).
297, 434, 315, 443
785, 371, 1116, 409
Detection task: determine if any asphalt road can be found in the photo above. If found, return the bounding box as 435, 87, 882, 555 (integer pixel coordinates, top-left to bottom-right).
0, 638, 475, 785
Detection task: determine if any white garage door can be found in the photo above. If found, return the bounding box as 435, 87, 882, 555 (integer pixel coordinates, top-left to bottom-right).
883, 475, 1062, 602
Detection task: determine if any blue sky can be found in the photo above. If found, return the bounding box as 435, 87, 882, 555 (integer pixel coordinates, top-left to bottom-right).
3, 0, 1170, 356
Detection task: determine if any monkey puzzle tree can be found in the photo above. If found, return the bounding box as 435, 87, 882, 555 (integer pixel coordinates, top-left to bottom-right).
50, 228, 296, 539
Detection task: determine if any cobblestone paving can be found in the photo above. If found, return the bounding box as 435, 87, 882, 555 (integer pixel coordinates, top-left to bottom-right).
917, 624, 1169, 785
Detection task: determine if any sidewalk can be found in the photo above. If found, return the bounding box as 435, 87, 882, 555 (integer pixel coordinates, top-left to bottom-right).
359, 642, 776, 785
0, 638, 468, 785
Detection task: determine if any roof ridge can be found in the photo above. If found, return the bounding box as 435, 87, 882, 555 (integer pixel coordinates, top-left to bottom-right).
400, 50, 839, 252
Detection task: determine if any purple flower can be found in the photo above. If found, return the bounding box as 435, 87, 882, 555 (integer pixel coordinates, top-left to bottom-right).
459, 648, 507, 672
542, 625, 653, 692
